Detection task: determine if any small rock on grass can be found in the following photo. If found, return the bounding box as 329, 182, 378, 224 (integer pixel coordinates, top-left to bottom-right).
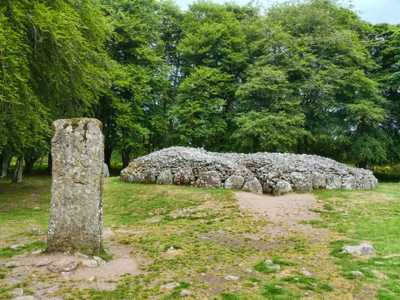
224, 275, 240, 281
261, 259, 281, 272
180, 289, 192, 297
350, 271, 364, 278
48, 258, 79, 273
13, 296, 35, 300
160, 282, 179, 291
342, 242, 375, 257
10, 244, 23, 250
81, 259, 98, 268
300, 268, 313, 277
31, 249, 43, 255
93, 256, 106, 266
12, 288, 24, 297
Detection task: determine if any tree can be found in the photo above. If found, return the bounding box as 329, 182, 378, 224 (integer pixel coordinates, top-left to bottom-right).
0, 0, 111, 181
251, 0, 388, 166
233, 65, 307, 153
100, 0, 169, 166
368, 24, 400, 163
170, 67, 230, 149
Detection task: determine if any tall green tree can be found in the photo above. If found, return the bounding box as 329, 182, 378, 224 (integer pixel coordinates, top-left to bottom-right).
100, 0, 170, 166
170, 66, 231, 149
369, 24, 400, 163
0, 0, 110, 180
249, 0, 388, 166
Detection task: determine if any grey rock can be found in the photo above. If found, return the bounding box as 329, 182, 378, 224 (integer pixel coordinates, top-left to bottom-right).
180, 289, 192, 297
342, 176, 355, 190
10, 244, 23, 250
47, 258, 79, 273
196, 171, 221, 187
312, 173, 326, 189
300, 268, 313, 277
13, 296, 35, 300
224, 175, 245, 190
173, 168, 194, 185
47, 118, 104, 255
224, 275, 240, 281
93, 256, 106, 266
242, 178, 263, 194
326, 175, 342, 190
260, 259, 281, 272
81, 259, 98, 268
273, 180, 292, 196
121, 147, 378, 195
343, 242, 375, 256
157, 169, 174, 185
12, 288, 24, 297
103, 163, 110, 177
160, 282, 179, 291
351, 271, 364, 278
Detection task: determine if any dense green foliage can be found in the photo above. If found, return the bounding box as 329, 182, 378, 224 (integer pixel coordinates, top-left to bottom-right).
0, 0, 399, 180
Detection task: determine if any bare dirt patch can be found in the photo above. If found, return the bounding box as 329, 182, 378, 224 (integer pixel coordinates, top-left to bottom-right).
236, 192, 330, 241
1, 229, 144, 298
235, 192, 378, 300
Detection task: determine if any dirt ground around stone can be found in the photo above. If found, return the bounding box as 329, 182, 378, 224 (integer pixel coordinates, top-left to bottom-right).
0, 229, 144, 299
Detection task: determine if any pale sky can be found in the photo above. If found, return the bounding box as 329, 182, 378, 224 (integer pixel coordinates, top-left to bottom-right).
175, 0, 400, 24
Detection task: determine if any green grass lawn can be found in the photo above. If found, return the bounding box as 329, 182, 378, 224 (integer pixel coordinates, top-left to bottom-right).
0, 176, 399, 299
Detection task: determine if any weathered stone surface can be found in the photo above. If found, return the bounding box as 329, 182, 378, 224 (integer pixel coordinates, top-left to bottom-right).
156, 169, 174, 185
47, 118, 104, 255
224, 175, 245, 190
343, 242, 375, 257
47, 257, 79, 273
121, 147, 378, 195
273, 180, 292, 196
196, 171, 221, 187
103, 163, 110, 178
242, 178, 263, 194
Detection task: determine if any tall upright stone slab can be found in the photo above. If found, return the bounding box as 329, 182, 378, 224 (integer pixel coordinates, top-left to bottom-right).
47, 118, 104, 255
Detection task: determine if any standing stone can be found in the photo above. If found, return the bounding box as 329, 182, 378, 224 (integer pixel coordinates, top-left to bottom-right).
47, 118, 104, 255
103, 163, 110, 178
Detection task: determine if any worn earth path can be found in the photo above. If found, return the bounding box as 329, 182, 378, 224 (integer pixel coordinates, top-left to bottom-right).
236, 192, 329, 240
235, 192, 376, 300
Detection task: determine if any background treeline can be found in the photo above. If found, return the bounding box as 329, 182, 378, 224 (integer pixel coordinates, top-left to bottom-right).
0, 0, 399, 182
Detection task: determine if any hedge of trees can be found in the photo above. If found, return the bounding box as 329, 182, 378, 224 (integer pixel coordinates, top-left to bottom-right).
0, 0, 399, 182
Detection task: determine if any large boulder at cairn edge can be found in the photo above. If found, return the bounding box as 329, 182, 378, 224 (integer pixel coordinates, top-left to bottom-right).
120, 147, 378, 195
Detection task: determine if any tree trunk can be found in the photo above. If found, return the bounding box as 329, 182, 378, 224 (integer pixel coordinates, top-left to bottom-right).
12, 157, 24, 183
1, 154, 10, 178
121, 150, 131, 168
24, 156, 38, 175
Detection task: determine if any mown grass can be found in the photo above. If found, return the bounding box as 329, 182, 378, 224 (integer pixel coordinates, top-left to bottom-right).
315, 183, 400, 300
0, 176, 399, 299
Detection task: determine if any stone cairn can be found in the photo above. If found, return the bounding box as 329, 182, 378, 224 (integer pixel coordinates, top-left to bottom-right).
121, 147, 378, 195
47, 118, 104, 255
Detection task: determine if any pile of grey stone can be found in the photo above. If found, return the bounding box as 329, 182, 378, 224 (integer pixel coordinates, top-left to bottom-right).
120, 147, 378, 195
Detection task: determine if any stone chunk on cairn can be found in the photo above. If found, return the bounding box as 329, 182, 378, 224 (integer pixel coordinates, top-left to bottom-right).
47, 118, 104, 255
120, 147, 378, 195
